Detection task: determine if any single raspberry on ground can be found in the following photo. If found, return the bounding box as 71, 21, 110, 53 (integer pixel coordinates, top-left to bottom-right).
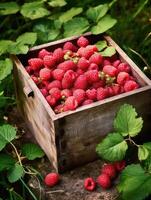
88, 63, 99, 71
52, 69, 64, 81
58, 60, 76, 71
77, 36, 89, 47
85, 70, 99, 84
112, 59, 121, 68
43, 55, 56, 69
114, 160, 126, 172
28, 58, 43, 71
65, 96, 78, 110
82, 99, 93, 106
124, 80, 139, 92
118, 63, 131, 73
103, 65, 118, 77
38, 49, 52, 59
47, 80, 62, 90
73, 89, 86, 105
46, 95, 56, 106
77, 57, 90, 70
61, 89, 72, 99
40, 88, 48, 97
97, 173, 111, 189
49, 88, 61, 101
101, 164, 116, 179
117, 72, 130, 85
44, 173, 59, 187
97, 87, 108, 100
63, 42, 78, 52
84, 177, 96, 191
39, 68, 52, 81
74, 75, 88, 90
86, 89, 97, 100
53, 48, 64, 63
89, 53, 103, 65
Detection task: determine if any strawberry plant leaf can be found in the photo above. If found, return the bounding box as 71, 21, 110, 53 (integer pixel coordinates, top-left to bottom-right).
91, 14, 117, 34
48, 0, 67, 7
95, 40, 107, 51
86, 4, 109, 22
0, 40, 14, 56
21, 143, 45, 160
63, 17, 89, 37
138, 145, 149, 161
114, 104, 143, 137
0, 58, 13, 81
100, 46, 116, 57
118, 164, 151, 200
59, 7, 83, 23
0, 2, 20, 15
96, 133, 128, 162
21, 2, 50, 20
16, 32, 37, 46
7, 164, 24, 183
0, 154, 15, 171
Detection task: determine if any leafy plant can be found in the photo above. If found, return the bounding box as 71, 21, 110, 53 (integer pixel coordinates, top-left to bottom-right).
96, 104, 151, 200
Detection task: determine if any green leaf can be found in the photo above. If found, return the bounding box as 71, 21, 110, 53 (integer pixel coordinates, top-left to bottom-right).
118, 164, 151, 200
138, 145, 149, 161
86, 4, 109, 22
59, 7, 83, 23
95, 40, 107, 51
0, 2, 19, 15
114, 104, 143, 137
48, 0, 67, 7
0, 40, 13, 56
21, 2, 50, 20
0, 154, 15, 171
91, 15, 117, 34
9, 42, 29, 55
0, 58, 13, 81
96, 133, 128, 162
7, 164, 24, 183
16, 32, 37, 46
63, 17, 89, 37
21, 143, 45, 160
33, 20, 59, 43
100, 46, 116, 57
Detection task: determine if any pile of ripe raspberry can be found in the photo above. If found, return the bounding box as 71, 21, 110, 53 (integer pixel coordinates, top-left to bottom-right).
25, 36, 139, 114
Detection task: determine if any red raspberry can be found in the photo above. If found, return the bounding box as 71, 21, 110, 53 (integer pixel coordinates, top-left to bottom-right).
43, 55, 56, 68
74, 75, 88, 90
77, 47, 85, 57
82, 99, 93, 106
77, 36, 89, 47
86, 89, 97, 100
77, 57, 90, 70
97, 174, 111, 189
92, 80, 105, 89
107, 86, 114, 97
87, 45, 98, 52
103, 59, 111, 66
117, 72, 130, 85
54, 104, 64, 114
124, 80, 139, 92
52, 69, 64, 81
63, 42, 78, 52
78, 47, 94, 59
118, 63, 131, 73
39, 68, 52, 81
73, 89, 86, 104
40, 88, 48, 97
44, 173, 59, 187
58, 60, 76, 72
62, 77, 73, 89
25, 66, 34, 75
61, 89, 72, 99
110, 84, 121, 96
31, 75, 40, 85
89, 53, 103, 65
53, 48, 64, 63
84, 177, 96, 191
76, 68, 85, 75
41, 80, 49, 88
46, 95, 56, 106
38, 49, 52, 59
112, 59, 121, 68
103, 65, 118, 77
85, 70, 99, 83
28, 58, 43, 71
88, 63, 99, 71
114, 160, 126, 172
65, 96, 78, 110
64, 70, 76, 83
49, 88, 61, 101
101, 164, 116, 179
47, 80, 62, 90
97, 87, 108, 100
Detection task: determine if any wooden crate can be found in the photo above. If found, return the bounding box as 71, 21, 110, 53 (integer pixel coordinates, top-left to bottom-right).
12, 33, 151, 172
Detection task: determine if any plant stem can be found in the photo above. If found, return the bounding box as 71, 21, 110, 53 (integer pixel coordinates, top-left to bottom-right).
125, 137, 139, 148
10, 141, 23, 167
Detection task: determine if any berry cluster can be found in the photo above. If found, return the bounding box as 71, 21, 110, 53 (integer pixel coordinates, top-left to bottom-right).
84, 160, 126, 191
25, 36, 139, 114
